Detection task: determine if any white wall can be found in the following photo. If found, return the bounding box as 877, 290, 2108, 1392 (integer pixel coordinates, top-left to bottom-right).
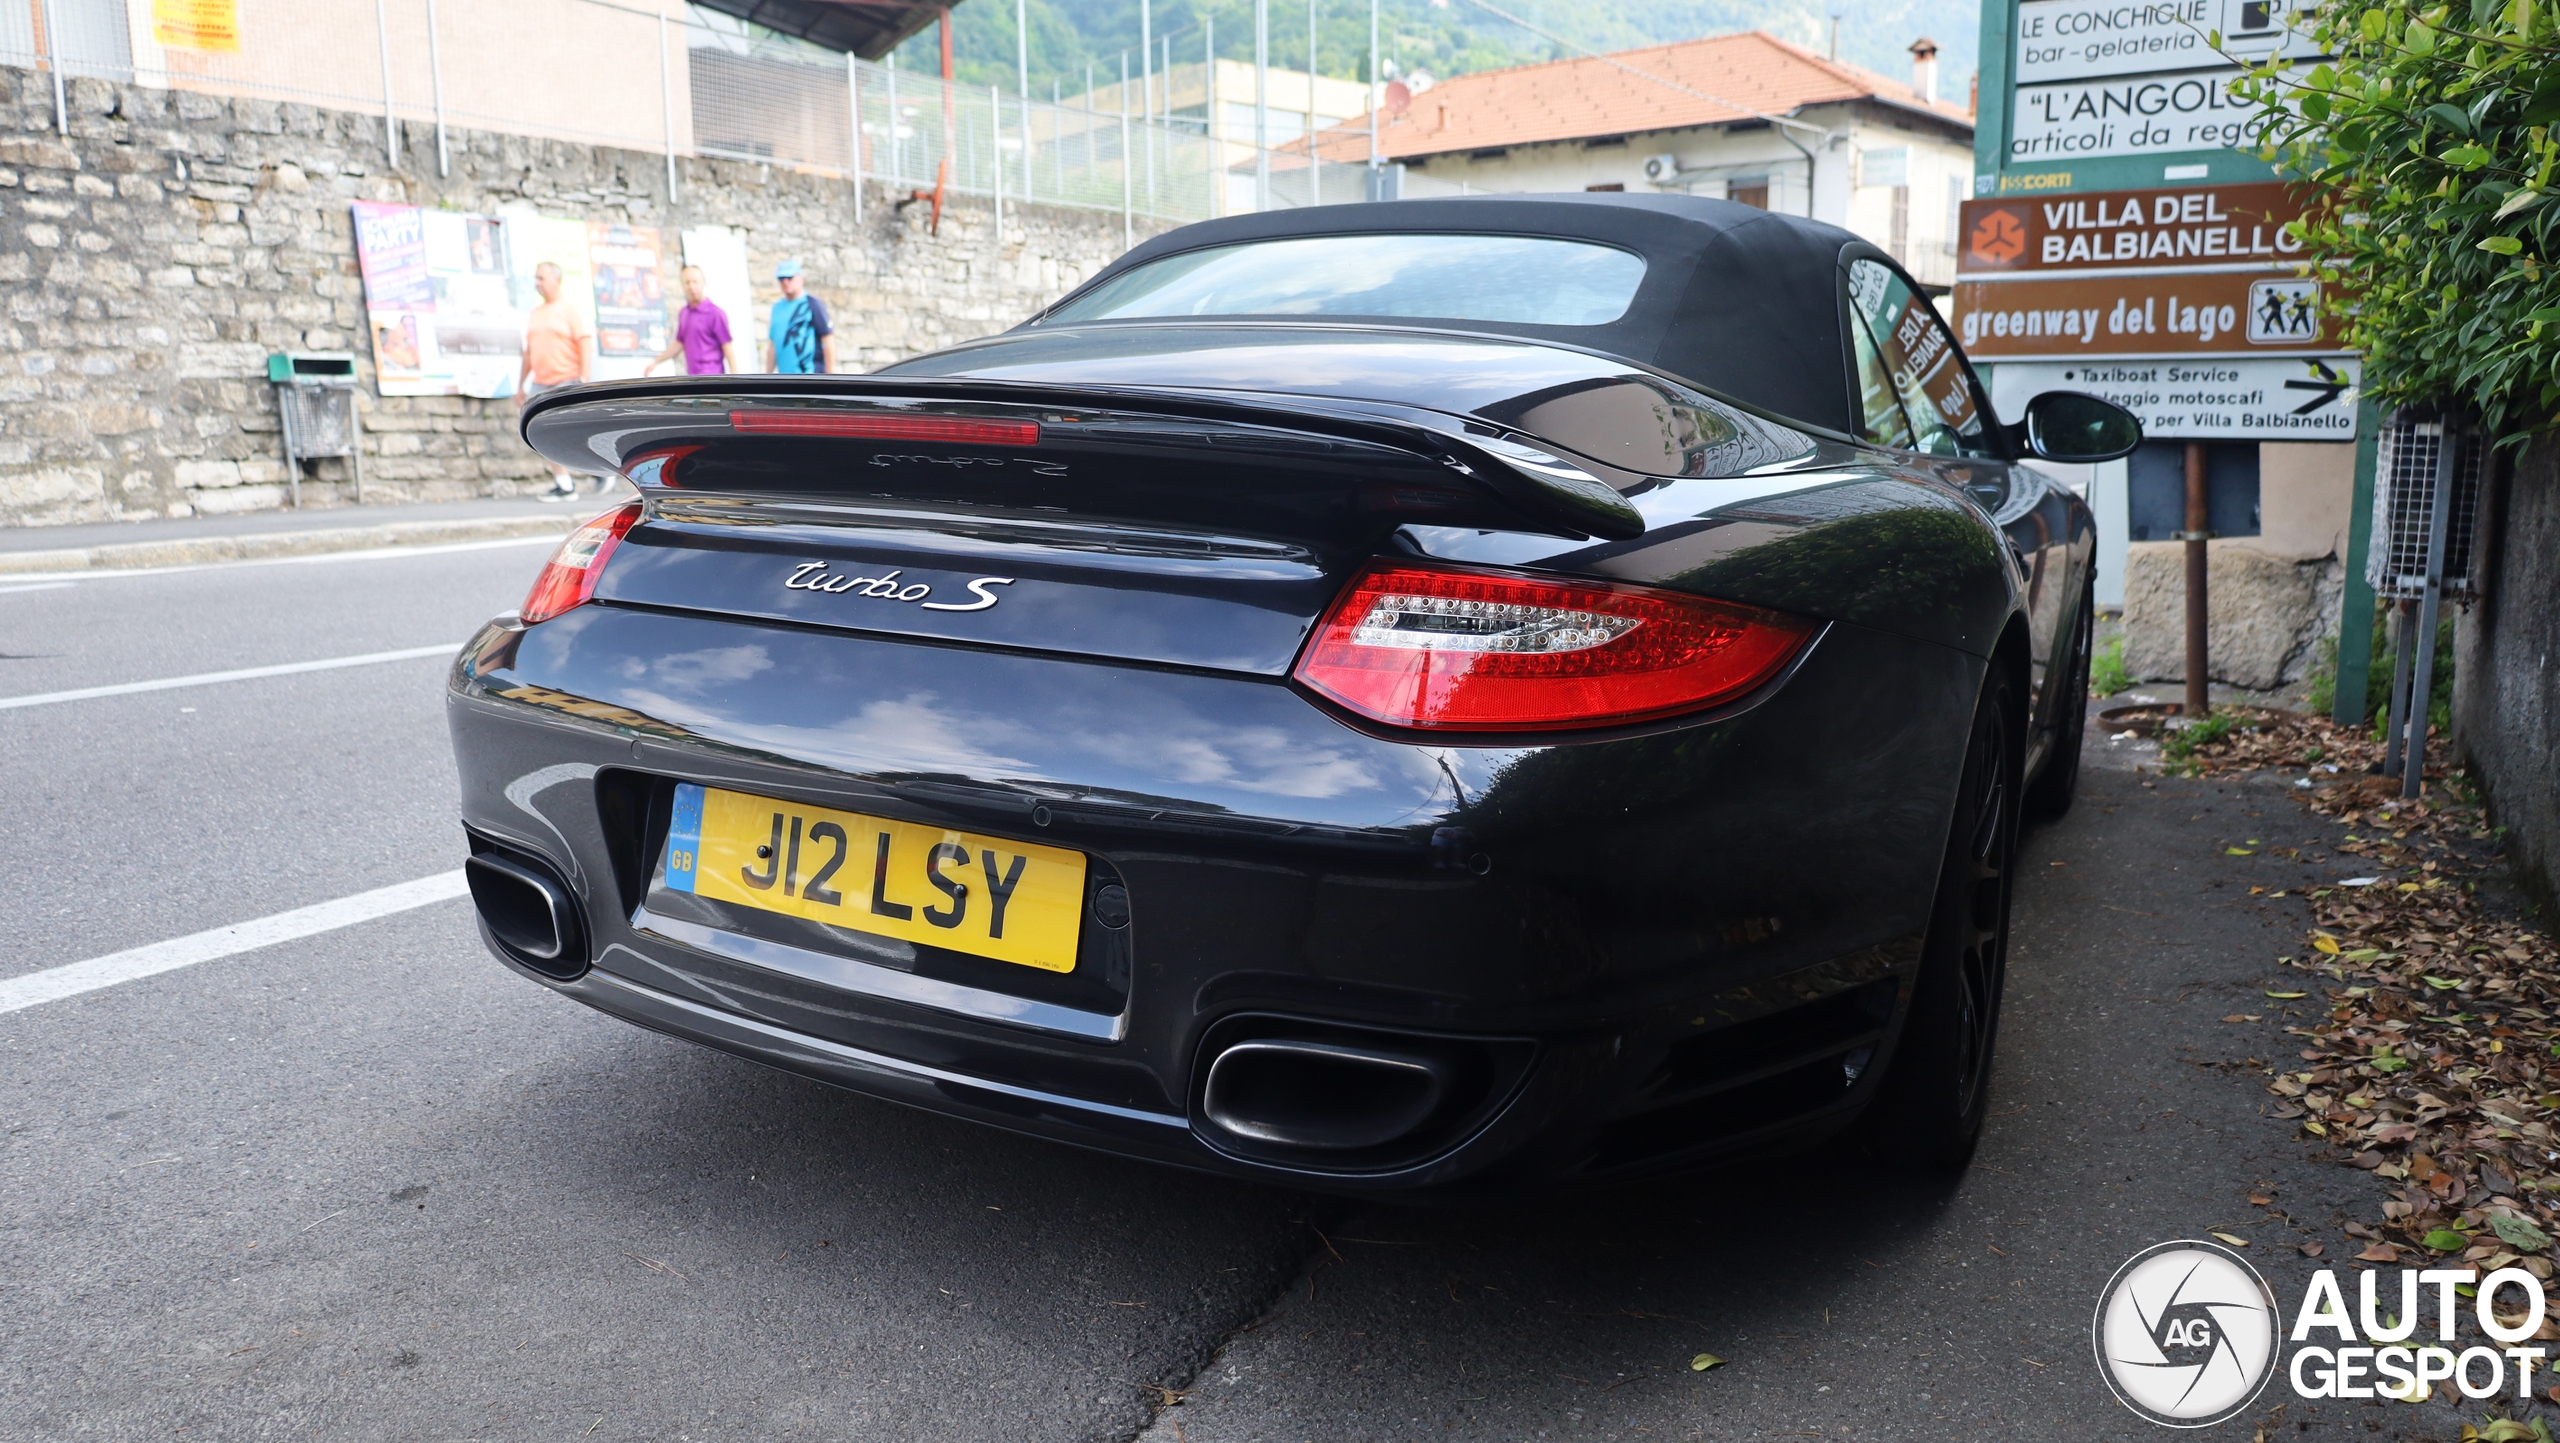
1397, 103, 1971, 278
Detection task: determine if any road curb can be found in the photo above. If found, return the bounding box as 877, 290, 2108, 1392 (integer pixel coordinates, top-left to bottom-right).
0, 515, 580, 576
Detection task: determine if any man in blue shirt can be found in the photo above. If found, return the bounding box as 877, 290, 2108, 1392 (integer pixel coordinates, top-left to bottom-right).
764, 259, 836, 374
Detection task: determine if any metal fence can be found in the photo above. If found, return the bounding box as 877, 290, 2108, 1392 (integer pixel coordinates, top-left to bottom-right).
1, 0, 1370, 227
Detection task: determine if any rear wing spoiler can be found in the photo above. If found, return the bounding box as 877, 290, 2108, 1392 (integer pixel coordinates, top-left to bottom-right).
520, 375, 1647, 544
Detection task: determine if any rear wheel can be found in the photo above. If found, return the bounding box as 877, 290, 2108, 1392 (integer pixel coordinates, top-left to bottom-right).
2025, 585, 2093, 822
1867, 671, 2020, 1172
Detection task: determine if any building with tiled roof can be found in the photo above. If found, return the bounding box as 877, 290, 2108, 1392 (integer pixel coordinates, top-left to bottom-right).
1289, 31, 1977, 287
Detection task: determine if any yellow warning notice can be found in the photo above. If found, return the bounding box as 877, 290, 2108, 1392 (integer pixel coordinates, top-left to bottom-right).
152, 0, 240, 53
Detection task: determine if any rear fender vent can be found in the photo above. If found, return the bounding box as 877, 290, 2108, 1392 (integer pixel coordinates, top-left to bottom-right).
1581, 977, 1902, 1174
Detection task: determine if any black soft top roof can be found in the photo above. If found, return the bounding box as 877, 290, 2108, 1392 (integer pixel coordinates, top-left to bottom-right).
1028, 193, 1868, 437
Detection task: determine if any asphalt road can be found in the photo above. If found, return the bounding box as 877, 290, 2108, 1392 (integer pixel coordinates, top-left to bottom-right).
0, 539, 2491, 1441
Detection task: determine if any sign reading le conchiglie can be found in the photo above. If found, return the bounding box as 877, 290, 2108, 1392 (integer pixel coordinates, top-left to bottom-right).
152, 0, 241, 52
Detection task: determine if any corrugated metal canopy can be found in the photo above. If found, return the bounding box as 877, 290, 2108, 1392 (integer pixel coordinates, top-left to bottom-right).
688, 0, 956, 60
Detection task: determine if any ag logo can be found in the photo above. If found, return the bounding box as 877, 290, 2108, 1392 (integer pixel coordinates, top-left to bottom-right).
1968, 207, 2029, 266
2093, 1240, 2280, 1427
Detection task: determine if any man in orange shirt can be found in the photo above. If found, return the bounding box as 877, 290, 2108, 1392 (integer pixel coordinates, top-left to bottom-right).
515, 261, 597, 500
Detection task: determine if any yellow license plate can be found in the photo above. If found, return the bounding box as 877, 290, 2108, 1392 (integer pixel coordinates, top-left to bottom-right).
662, 783, 1087, 972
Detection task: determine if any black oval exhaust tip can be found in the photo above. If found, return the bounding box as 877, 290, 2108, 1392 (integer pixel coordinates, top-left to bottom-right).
464, 851, 585, 978
1201, 1040, 1449, 1152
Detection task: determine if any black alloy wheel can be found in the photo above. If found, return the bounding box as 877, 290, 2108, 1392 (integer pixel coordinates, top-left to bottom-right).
1866, 670, 2021, 1171
2025, 584, 2095, 821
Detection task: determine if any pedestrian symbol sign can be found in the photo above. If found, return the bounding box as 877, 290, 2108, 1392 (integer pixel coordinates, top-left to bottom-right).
2246, 278, 2320, 344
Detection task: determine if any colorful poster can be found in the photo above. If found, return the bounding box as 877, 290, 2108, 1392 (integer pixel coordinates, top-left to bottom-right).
588, 223, 667, 362
503, 212, 604, 382
351, 202, 436, 395
350, 201, 529, 397
151, 0, 240, 53
681, 225, 754, 376
356, 203, 681, 393
421, 211, 522, 398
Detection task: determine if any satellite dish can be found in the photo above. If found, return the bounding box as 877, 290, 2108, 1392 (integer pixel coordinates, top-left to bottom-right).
1383, 80, 1411, 115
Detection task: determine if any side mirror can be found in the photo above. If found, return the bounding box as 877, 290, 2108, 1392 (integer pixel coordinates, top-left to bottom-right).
2013, 390, 2143, 463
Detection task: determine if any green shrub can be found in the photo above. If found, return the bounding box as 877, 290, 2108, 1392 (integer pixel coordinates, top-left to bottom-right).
2302, 602, 2454, 730
2089, 634, 2132, 697
2161, 713, 2239, 764
2230, 0, 2560, 446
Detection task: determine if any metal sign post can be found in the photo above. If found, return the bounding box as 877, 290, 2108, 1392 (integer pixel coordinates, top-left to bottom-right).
2330, 401, 2383, 725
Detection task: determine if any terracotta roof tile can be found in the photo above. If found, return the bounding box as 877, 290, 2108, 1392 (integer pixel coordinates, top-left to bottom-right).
1297, 30, 1971, 165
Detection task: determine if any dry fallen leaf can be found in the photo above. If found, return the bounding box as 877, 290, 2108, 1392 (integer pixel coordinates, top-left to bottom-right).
2211, 1232, 2250, 1246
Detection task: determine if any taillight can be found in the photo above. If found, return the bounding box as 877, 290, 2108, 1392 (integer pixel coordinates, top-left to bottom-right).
729, 411, 1040, 445
1293, 562, 1817, 732
520, 501, 642, 625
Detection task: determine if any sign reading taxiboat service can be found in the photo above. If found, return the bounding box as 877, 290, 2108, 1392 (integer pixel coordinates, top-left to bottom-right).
1987, 356, 2359, 439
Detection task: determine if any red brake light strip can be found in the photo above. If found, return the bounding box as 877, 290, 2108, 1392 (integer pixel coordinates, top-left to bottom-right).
729, 411, 1040, 446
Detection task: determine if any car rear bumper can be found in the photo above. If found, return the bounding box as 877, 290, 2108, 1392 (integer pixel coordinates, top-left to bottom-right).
445, 602, 1983, 1196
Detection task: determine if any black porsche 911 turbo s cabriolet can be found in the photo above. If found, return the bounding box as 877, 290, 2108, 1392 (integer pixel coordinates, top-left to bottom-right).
451, 194, 2141, 1196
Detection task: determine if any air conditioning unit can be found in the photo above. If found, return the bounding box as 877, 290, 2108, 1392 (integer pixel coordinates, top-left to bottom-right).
1641, 154, 1682, 184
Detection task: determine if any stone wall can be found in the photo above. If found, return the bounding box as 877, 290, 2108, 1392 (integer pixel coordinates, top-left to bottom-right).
2452, 433, 2560, 917
2121, 540, 2346, 691
0, 65, 1165, 528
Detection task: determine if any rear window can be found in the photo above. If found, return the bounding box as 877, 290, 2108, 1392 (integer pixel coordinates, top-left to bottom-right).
1044, 234, 1649, 327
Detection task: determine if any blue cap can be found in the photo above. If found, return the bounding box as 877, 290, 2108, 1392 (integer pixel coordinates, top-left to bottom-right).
774, 259, 802, 279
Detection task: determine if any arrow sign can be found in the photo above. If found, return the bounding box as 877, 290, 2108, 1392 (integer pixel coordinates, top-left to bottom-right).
2285, 360, 2352, 415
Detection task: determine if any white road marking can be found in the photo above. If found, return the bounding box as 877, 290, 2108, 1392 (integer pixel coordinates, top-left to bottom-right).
0, 871, 471, 1016
0, 642, 462, 712
0, 581, 78, 595
13, 531, 565, 584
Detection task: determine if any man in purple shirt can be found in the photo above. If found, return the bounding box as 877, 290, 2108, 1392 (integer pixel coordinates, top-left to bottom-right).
646, 265, 738, 375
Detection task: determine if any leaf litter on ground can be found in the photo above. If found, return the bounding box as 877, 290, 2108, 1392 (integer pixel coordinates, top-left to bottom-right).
2164, 709, 2560, 1339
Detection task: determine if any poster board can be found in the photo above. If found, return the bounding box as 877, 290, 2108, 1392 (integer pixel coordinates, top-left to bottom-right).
681, 225, 755, 375
351, 201, 524, 398
503, 211, 600, 386
587, 223, 668, 381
